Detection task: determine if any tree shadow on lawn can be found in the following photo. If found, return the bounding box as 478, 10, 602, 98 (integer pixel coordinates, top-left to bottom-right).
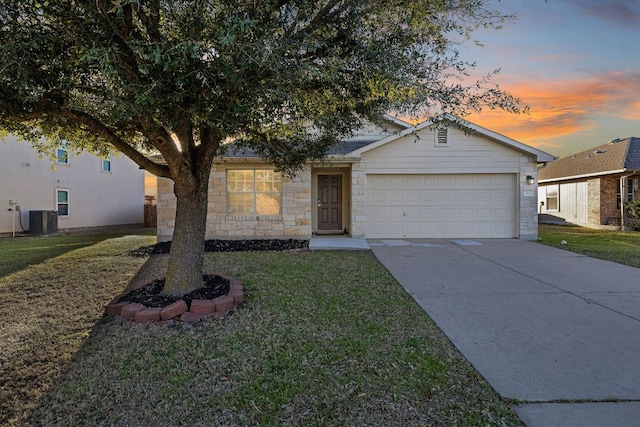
0, 235, 155, 426
0, 228, 155, 279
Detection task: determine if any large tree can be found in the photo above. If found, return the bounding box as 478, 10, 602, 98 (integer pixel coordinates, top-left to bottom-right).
0, 1, 521, 295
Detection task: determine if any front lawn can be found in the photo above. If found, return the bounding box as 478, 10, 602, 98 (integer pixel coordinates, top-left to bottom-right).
538, 224, 640, 268
1, 235, 521, 426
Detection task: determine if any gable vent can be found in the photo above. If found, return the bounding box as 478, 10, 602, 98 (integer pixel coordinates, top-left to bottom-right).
436, 128, 448, 145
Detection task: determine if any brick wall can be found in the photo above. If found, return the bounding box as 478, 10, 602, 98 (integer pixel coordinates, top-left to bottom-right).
600, 177, 619, 225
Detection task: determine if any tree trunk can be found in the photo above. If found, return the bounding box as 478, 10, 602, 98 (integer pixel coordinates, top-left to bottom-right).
163, 170, 210, 296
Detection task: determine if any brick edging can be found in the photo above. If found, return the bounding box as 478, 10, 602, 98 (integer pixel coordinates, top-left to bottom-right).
105, 274, 244, 325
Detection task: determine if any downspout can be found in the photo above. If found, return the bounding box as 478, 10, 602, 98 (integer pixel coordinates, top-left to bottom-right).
620, 171, 639, 229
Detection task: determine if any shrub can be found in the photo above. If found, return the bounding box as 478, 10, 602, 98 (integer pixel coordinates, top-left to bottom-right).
625, 200, 640, 230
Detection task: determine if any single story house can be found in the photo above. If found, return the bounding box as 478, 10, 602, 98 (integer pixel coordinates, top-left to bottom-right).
0, 135, 145, 235
538, 137, 640, 228
157, 116, 555, 242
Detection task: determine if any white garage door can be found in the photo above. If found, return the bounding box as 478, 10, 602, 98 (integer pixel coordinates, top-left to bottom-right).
366, 174, 516, 238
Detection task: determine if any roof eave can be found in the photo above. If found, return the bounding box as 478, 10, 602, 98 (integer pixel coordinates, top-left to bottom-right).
539, 169, 627, 183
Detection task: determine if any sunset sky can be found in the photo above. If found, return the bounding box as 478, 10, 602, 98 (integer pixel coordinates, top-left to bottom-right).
462, 0, 640, 158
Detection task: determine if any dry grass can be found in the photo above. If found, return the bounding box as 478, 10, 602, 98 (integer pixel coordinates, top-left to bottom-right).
0, 235, 155, 426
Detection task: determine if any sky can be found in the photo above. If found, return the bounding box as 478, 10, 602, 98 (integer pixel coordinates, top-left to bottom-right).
460, 0, 640, 158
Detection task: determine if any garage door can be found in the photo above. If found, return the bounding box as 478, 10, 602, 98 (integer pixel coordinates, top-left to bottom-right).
366, 174, 516, 238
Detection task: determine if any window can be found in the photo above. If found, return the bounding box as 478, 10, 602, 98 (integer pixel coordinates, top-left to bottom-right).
56, 141, 69, 164
56, 189, 69, 216
227, 169, 282, 215
434, 127, 449, 146
546, 184, 559, 211
102, 157, 111, 173
616, 178, 636, 209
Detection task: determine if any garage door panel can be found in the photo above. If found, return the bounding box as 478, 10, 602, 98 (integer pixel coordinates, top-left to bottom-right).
366, 174, 515, 238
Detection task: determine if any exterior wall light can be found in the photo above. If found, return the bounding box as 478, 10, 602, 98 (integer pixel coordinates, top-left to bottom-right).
526, 175, 535, 185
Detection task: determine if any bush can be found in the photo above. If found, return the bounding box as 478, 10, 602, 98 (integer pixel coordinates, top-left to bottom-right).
625, 200, 640, 230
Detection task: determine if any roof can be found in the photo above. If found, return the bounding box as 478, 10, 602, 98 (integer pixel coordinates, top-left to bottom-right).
224, 138, 377, 158
349, 115, 556, 163
538, 137, 640, 182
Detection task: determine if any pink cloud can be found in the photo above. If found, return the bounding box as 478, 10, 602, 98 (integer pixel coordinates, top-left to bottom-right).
467, 70, 640, 146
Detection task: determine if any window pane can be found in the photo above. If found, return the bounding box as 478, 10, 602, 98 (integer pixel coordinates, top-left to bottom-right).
256, 170, 281, 192
102, 159, 111, 172
227, 170, 254, 192
58, 204, 69, 216
546, 198, 558, 210
57, 148, 68, 163
57, 191, 68, 203
228, 193, 253, 214
256, 194, 281, 215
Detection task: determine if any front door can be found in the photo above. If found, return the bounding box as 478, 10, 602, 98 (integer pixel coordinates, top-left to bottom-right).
317, 174, 343, 232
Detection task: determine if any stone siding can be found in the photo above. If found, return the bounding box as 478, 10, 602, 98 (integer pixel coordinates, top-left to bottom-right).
350, 161, 367, 238
157, 164, 312, 241
519, 156, 540, 240
587, 178, 601, 225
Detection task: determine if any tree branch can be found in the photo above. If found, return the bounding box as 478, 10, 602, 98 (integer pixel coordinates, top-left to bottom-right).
60, 107, 171, 178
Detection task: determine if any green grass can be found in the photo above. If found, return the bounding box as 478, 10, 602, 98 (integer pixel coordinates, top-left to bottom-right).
1, 234, 522, 426
0, 228, 155, 278
538, 224, 640, 268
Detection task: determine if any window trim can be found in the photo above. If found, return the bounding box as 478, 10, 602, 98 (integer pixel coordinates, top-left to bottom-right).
101, 157, 112, 173
226, 169, 282, 216
56, 188, 70, 217
545, 184, 559, 211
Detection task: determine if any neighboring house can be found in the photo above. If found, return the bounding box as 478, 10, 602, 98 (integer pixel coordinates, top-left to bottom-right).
538, 137, 640, 229
157, 116, 554, 242
0, 135, 145, 234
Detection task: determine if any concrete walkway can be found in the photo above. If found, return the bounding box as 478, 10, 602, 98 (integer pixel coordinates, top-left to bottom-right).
309, 236, 370, 250
370, 238, 640, 427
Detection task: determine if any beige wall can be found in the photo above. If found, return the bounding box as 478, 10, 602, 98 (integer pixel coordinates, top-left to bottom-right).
361, 127, 540, 240
157, 125, 542, 241
0, 136, 144, 234
157, 162, 312, 241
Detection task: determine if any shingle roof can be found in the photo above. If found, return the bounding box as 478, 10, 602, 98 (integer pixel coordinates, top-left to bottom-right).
539, 137, 640, 181
223, 139, 378, 158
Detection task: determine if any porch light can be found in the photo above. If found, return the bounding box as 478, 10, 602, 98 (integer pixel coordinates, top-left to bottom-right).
526, 175, 535, 185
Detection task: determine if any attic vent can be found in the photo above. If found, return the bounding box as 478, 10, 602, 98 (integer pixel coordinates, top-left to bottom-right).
608, 138, 621, 144
594, 150, 605, 154
435, 128, 449, 146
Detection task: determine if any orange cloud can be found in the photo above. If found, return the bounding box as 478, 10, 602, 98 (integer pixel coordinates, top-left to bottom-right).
466, 70, 640, 149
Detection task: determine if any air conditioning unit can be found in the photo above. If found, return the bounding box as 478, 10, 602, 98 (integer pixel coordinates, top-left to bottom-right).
29, 210, 59, 235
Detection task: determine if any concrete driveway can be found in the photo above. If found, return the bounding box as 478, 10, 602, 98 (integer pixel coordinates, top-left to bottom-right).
370, 238, 640, 427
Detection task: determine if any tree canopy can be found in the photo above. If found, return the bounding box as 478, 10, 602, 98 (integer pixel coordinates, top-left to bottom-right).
0, 1, 523, 294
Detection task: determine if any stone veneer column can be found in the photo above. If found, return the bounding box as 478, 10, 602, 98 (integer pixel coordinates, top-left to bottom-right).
156, 177, 176, 242
350, 161, 367, 238
519, 156, 539, 240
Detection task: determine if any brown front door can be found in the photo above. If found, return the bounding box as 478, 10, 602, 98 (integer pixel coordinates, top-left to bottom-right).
317, 174, 343, 232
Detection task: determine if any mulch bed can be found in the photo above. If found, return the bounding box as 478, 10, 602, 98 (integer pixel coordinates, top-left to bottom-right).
115, 239, 307, 317
129, 238, 309, 257
118, 274, 231, 309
